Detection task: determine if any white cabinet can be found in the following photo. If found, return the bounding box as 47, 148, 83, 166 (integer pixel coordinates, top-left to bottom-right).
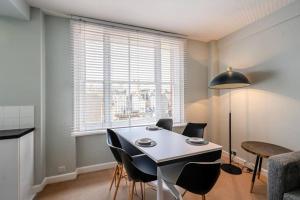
0, 131, 34, 200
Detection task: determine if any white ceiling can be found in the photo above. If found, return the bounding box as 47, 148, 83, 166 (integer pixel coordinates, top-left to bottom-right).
26, 0, 295, 41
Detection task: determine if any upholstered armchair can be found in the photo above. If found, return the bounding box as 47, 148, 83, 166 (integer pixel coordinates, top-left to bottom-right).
268, 151, 300, 200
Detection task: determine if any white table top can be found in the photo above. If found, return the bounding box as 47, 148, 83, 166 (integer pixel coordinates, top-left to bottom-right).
113, 126, 222, 165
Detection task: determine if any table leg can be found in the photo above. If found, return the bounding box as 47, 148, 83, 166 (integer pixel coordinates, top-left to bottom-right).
258, 157, 263, 179
164, 181, 183, 200
157, 167, 164, 200
251, 156, 260, 193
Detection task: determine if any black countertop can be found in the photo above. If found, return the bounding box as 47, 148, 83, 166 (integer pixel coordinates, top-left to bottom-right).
0, 128, 35, 140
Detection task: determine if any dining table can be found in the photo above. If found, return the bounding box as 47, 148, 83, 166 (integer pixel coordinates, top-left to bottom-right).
113, 126, 222, 200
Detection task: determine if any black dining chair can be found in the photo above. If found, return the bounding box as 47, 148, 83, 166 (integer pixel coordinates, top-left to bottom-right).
106, 129, 126, 200
118, 148, 157, 200
156, 118, 173, 131
182, 123, 207, 138
107, 129, 145, 199
162, 161, 221, 200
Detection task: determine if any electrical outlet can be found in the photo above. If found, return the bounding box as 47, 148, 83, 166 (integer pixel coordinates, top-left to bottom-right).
231, 149, 237, 156
58, 165, 66, 174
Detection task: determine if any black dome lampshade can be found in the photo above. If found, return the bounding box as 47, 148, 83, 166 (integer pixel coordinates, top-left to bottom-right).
209, 67, 251, 89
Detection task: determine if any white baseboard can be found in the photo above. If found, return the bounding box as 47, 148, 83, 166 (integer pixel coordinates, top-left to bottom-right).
32, 177, 47, 194
222, 150, 268, 177
32, 161, 117, 194
77, 161, 116, 174
46, 171, 78, 184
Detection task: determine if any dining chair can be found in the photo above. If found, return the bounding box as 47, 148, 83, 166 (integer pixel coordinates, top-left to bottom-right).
107, 129, 144, 200
156, 118, 173, 131
106, 129, 126, 200
118, 148, 157, 200
182, 123, 207, 138
162, 161, 221, 200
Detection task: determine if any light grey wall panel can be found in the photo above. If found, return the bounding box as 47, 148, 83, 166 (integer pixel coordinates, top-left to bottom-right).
45, 15, 76, 176
185, 40, 209, 124
76, 134, 114, 167
0, 0, 30, 20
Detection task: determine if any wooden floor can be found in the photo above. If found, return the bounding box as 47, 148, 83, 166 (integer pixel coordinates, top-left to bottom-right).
36, 161, 267, 200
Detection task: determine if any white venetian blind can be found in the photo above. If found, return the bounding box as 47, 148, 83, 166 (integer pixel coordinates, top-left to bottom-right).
71, 19, 185, 133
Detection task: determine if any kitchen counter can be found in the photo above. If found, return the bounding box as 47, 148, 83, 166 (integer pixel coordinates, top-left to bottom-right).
0, 128, 35, 140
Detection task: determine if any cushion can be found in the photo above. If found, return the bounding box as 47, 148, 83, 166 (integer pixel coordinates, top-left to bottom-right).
283, 189, 300, 200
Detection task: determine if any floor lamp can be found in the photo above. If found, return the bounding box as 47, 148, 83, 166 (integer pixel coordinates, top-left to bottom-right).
209, 67, 251, 175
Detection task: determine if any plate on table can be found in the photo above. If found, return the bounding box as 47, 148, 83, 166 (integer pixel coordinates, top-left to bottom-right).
186, 137, 208, 146
137, 138, 152, 145
135, 138, 157, 147
146, 126, 161, 131
188, 137, 205, 144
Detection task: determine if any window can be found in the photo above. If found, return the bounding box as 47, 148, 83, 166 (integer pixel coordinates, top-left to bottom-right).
72, 20, 185, 133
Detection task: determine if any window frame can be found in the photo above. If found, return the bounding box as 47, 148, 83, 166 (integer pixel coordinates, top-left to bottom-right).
72, 21, 185, 135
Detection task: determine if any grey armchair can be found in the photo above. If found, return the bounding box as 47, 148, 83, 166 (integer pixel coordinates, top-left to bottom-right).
268, 151, 300, 200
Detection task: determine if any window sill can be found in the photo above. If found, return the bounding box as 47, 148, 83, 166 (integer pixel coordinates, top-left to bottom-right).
71, 123, 187, 137
71, 130, 107, 137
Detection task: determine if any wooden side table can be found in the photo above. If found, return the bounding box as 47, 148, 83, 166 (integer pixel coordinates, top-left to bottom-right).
241, 141, 292, 193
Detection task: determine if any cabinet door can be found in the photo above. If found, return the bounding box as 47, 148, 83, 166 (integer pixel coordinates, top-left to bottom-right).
0, 139, 19, 200
19, 132, 34, 200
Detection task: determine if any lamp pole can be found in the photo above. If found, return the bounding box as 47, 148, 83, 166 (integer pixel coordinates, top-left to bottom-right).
229, 90, 232, 165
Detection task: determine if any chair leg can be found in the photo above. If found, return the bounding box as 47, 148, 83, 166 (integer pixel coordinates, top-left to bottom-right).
128, 181, 131, 200
164, 181, 183, 200
113, 165, 123, 200
202, 195, 206, 200
130, 181, 136, 200
109, 165, 119, 190
143, 183, 146, 200
140, 182, 144, 200
134, 182, 138, 195
115, 165, 120, 187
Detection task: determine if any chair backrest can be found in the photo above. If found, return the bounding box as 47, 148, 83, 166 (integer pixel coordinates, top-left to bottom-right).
176, 161, 221, 195
182, 123, 207, 138
107, 129, 122, 147
117, 148, 145, 182
107, 129, 123, 164
156, 118, 173, 131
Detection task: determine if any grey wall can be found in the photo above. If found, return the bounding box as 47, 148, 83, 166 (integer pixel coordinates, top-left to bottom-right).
0, 8, 45, 184
185, 40, 209, 124
76, 134, 114, 167
213, 1, 300, 167
45, 15, 76, 176
0, 0, 30, 20
44, 14, 210, 172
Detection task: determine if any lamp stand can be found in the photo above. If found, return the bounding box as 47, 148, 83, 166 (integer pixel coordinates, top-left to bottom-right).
221, 90, 242, 175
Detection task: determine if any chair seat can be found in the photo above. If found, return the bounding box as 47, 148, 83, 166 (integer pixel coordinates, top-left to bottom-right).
160, 161, 188, 184
283, 189, 300, 200
132, 155, 157, 182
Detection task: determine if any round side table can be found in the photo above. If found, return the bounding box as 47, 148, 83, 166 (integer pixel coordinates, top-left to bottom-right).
241, 141, 292, 193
